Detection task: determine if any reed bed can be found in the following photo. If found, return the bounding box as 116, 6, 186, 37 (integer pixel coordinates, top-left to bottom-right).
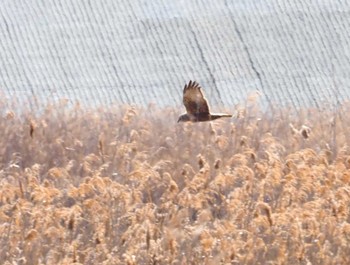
1, 98, 350, 265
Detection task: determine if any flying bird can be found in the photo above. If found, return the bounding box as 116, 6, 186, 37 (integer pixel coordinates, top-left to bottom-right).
178, 80, 232, 122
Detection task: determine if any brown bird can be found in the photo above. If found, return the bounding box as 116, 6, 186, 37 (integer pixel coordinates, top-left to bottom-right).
178, 80, 232, 122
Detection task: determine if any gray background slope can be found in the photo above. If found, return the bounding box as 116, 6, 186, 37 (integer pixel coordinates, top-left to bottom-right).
1, 0, 350, 110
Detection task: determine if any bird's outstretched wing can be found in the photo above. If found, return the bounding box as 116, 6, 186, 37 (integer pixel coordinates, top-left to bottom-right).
183, 80, 210, 115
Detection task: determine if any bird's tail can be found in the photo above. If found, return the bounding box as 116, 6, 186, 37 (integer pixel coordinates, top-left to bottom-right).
210, 113, 232, 120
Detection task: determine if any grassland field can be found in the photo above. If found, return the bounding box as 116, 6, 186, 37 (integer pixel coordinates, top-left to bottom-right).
1, 97, 350, 265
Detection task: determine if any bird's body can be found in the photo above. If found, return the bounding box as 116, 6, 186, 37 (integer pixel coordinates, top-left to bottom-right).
178, 80, 232, 123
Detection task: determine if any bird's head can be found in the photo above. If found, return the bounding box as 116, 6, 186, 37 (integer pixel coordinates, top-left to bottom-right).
177, 114, 191, 123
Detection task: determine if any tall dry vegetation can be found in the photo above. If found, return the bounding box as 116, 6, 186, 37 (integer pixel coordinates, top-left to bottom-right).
1, 98, 350, 264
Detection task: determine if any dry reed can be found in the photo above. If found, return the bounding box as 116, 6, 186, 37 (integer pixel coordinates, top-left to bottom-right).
1, 98, 350, 264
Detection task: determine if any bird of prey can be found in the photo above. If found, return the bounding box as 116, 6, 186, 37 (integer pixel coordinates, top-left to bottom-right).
178, 80, 232, 122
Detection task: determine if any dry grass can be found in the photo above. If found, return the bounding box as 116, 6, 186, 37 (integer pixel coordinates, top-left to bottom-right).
1, 98, 350, 265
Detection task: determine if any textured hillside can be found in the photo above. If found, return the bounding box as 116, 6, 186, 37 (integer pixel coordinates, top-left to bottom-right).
1, 1, 350, 110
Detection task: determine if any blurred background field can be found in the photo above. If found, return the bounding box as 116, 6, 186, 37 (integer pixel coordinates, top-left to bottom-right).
1, 0, 350, 110
1, 99, 350, 264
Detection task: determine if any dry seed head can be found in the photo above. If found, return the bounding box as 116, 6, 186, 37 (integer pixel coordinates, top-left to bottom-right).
68, 214, 75, 230
168, 238, 177, 256
165, 136, 174, 148
301, 125, 311, 139
122, 107, 138, 125
289, 123, 299, 135
5, 110, 15, 119
200, 230, 214, 252
65, 160, 76, 172
98, 136, 105, 161
289, 123, 311, 139
29, 120, 35, 138
209, 122, 216, 136
74, 139, 84, 148
25, 229, 38, 241
197, 155, 205, 169
229, 154, 248, 167
256, 202, 273, 226
48, 167, 67, 179
0, 210, 10, 222
44, 226, 63, 239
214, 159, 221, 169
215, 135, 229, 150
244, 149, 257, 162
129, 129, 140, 142
235, 106, 245, 119
240, 136, 248, 147
197, 208, 212, 222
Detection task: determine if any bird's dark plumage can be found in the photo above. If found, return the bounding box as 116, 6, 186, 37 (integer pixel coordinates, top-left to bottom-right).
178, 80, 232, 122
